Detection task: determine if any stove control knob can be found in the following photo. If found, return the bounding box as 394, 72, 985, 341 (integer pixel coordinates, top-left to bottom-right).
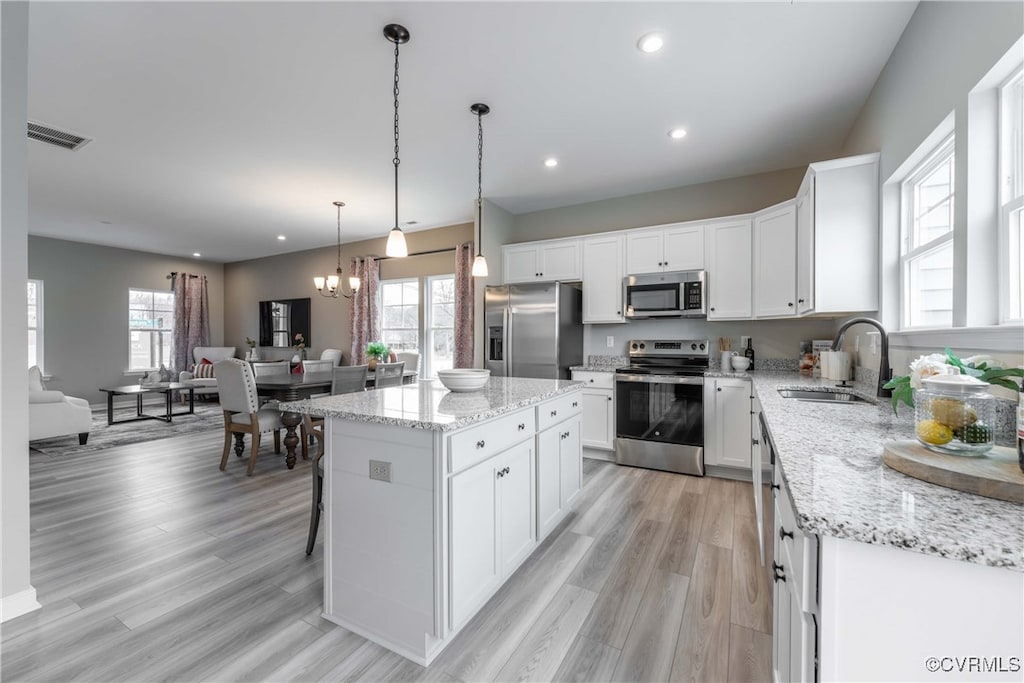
691, 343, 697, 351
631, 343, 638, 350
639, 343, 645, 350
699, 343, 706, 351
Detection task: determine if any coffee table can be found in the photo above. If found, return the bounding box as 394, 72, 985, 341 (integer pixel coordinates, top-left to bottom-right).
99, 383, 195, 426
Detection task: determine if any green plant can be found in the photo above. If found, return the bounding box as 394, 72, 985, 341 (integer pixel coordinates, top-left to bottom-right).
883, 348, 1022, 414
366, 341, 390, 360
245, 336, 257, 349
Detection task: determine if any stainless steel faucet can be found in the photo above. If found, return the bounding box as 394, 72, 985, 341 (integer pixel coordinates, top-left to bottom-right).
831, 317, 892, 398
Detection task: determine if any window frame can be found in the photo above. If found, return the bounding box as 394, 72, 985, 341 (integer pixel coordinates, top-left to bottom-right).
899, 133, 956, 330
998, 64, 1024, 323
378, 277, 421, 360
28, 279, 43, 371
424, 274, 456, 379
128, 287, 175, 372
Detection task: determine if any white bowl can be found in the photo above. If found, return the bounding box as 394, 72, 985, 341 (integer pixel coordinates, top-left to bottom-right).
730, 357, 751, 372
436, 369, 490, 392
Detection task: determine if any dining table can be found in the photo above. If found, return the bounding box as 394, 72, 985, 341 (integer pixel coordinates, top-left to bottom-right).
254, 369, 418, 468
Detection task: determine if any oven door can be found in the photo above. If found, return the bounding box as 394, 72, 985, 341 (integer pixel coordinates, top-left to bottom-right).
614, 374, 705, 475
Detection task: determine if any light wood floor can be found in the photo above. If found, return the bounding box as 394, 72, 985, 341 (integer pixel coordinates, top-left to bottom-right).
4, 432, 772, 682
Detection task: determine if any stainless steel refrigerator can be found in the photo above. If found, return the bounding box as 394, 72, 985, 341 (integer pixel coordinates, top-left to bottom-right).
485, 283, 583, 379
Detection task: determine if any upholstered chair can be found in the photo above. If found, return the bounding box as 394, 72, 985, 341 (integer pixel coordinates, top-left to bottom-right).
319, 348, 344, 367
214, 359, 283, 476
373, 361, 405, 389
395, 351, 419, 377
305, 364, 368, 555
250, 360, 290, 378
300, 359, 334, 374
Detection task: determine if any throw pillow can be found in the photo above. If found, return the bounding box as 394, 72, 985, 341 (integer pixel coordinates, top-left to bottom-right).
194, 363, 216, 379
28, 365, 45, 392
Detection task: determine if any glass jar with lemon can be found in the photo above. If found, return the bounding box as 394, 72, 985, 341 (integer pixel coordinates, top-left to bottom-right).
915, 375, 995, 455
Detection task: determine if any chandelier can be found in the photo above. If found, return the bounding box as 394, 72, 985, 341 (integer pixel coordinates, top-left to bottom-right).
313, 201, 360, 299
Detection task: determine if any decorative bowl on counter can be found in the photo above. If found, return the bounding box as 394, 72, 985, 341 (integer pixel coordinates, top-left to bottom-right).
436, 369, 490, 392
914, 375, 995, 455
730, 356, 750, 372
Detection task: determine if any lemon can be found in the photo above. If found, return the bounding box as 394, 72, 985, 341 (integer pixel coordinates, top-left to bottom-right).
926, 397, 977, 429
917, 419, 953, 445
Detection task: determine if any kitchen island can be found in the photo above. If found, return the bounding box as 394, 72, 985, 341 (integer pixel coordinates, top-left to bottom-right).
280, 377, 584, 665
749, 372, 1023, 682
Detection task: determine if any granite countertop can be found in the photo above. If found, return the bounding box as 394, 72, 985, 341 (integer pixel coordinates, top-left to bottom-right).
279, 377, 583, 432
753, 371, 1023, 571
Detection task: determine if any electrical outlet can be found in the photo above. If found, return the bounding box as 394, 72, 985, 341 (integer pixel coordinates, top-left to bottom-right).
369, 460, 392, 483
740, 335, 750, 348
606, 335, 615, 348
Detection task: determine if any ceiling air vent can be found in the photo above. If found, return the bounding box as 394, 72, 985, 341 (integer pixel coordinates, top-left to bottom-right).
27, 121, 91, 151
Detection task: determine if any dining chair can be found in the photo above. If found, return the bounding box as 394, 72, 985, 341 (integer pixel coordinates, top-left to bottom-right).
320, 348, 344, 367
251, 360, 290, 377
214, 359, 283, 476
301, 359, 334, 374
395, 351, 419, 376
373, 361, 405, 389
305, 364, 369, 555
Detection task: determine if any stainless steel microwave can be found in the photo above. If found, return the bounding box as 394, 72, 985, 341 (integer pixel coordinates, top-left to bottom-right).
623, 270, 706, 318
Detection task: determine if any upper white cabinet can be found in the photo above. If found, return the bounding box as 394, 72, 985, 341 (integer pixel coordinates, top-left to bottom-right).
753, 201, 798, 318
581, 234, 625, 323
625, 223, 704, 274
705, 218, 752, 320
795, 153, 879, 316
502, 239, 581, 284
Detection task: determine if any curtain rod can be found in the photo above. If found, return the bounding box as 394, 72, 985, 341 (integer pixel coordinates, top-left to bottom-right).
372, 246, 459, 262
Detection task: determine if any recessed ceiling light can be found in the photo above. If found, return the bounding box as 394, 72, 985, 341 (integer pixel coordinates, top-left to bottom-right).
99, 220, 112, 225
544, 158, 558, 168
192, 252, 201, 258
277, 235, 286, 241
668, 127, 688, 140
637, 32, 664, 54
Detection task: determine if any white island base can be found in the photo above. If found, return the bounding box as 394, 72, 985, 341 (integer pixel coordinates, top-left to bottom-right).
309, 382, 583, 665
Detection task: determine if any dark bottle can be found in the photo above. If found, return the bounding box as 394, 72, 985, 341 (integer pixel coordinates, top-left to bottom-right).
1017, 395, 1023, 473
744, 338, 755, 371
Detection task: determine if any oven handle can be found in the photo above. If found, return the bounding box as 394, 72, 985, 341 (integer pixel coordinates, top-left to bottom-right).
615, 373, 704, 386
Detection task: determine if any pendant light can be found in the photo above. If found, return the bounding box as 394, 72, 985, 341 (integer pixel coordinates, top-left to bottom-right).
384, 23, 410, 258
470, 103, 490, 278
314, 201, 360, 299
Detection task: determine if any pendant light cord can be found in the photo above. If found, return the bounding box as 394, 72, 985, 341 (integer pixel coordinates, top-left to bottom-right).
393, 39, 401, 231
476, 109, 484, 256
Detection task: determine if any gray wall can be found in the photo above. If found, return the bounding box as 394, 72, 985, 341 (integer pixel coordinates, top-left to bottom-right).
28, 236, 226, 404
510, 166, 807, 244
224, 222, 474, 363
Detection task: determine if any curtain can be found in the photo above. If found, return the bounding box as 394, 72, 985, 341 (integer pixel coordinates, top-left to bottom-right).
349, 257, 380, 365
171, 273, 210, 373
453, 241, 475, 368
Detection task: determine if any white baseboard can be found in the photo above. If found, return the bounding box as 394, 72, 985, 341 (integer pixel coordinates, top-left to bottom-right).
582, 446, 615, 462
1, 586, 40, 622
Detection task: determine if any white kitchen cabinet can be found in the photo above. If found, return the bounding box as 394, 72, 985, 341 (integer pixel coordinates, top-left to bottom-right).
753, 201, 798, 318
705, 218, 752, 320
559, 419, 581, 507
795, 153, 879, 316
572, 370, 615, 450
704, 377, 752, 470
581, 234, 625, 323
751, 394, 765, 565
536, 404, 582, 539
502, 239, 581, 283
450, 438, 535, 628
625, 222, 704, 274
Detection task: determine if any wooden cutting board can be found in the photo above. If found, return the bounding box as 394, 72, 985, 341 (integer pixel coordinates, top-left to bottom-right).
883, 440, 1024, 504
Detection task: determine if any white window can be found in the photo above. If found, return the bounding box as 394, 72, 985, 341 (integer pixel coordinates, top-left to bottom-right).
129, 288, 174, 371
999, 65, 1023, 322
379, 279, 419, 354
425, 275, 455, 378
270, 301, 291, 347
901, 134, 955, 329
28, 279, 43, 370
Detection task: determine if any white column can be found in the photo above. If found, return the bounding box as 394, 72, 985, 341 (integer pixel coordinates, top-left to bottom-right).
1, 1, 38, 622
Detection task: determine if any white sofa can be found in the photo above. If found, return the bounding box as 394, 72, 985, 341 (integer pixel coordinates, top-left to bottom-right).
29, 366, 91, 444
177, 346, 237, 398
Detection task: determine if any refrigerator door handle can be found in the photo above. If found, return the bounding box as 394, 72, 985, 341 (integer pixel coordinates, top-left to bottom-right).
504, 306, 511, 377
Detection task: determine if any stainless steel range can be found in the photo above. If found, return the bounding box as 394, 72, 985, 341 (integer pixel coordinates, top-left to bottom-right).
614, 339, 710, 476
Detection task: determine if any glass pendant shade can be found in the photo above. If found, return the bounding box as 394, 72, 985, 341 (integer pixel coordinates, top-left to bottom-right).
313, 276, 326, 290
326, 273, 340, 290
386, 227, 408, 257
471, 254, 489, 277
349, 276, 361, 292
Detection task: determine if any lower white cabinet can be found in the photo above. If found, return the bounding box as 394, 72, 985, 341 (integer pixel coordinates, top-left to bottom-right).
537, 415, 582, 538
704, 377, 752, 470
572, 370, 615, 450
450, 438, 535, 628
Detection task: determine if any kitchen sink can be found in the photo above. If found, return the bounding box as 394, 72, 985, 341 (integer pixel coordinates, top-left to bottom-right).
778, 388, 872, 404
